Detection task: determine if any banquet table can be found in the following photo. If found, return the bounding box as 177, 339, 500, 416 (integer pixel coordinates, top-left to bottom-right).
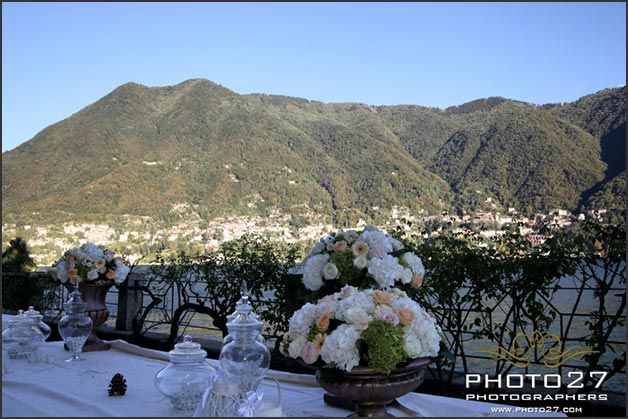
2, 338, 566, 417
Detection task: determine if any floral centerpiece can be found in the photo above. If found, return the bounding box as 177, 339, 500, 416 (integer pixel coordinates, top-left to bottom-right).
301, 224, 426, 294
52, 243, 131, 352
280, 225, 442, 374
53, 243, 130, 285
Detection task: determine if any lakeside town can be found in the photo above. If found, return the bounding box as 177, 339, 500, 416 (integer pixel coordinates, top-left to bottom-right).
1, 202, 611, 267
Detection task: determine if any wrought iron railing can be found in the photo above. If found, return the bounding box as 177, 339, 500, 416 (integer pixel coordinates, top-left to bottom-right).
3, 262, 624, 395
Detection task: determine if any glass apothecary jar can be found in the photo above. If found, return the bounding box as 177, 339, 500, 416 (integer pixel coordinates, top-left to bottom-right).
155, 335, 216, 411
2, 310, 45, 359
58, 284, 93, 362
219, 283, 270, 395
24, 306, 51, 341
221, 283, 265, 349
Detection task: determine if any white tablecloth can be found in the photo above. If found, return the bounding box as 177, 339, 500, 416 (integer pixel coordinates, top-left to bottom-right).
2, 339, 566, 417
3, 313, 13, 331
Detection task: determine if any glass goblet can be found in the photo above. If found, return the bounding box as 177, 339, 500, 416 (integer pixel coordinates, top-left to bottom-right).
58, 282, 93, 362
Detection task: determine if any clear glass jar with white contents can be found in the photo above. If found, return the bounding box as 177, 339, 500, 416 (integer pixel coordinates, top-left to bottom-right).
219, 284, 270, 395
24, 306, 51, 341
155, 336, 216, 411
2, 310, 45, 359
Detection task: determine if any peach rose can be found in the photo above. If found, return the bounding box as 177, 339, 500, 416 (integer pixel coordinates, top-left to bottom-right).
316, 313, 332, 332
106, 269, 116, 280
313, 333, 326, 350
67, 268, 78, 277
373, 290, 392, 306
334, 241, 348, 252
397, 308, 416, 325
411, 273, 424, 289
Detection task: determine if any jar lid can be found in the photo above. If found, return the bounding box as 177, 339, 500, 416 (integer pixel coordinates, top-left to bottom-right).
24, 306, 44, 322
7, 310, 32, 326
168, 335, 207, 363
226, 281, 263, 333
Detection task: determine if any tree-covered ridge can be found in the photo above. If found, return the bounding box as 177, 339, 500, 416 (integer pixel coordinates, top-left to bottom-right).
2, 80, 625, 225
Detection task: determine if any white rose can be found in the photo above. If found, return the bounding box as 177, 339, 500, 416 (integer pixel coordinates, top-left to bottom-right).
322, 263, 339, 280
316, 295, 339, 317
353, 255, 368, 270
87, 269, 100, 281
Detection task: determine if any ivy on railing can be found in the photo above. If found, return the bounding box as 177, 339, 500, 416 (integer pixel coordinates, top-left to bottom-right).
141, 235, 299, 349
393, 219, 626, 395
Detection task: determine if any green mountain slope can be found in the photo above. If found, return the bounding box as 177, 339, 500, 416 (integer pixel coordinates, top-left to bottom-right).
542, 86, 626, 213
429, 100, 606, 213
2, 80, 625, 224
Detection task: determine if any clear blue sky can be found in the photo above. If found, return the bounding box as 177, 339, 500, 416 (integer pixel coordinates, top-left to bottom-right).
2, 2, 626, 152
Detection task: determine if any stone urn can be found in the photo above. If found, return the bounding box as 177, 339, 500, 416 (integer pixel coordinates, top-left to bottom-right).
314, 357, 432, 417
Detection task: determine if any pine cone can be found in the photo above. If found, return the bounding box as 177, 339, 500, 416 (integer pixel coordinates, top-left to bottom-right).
108, 373, 127, 396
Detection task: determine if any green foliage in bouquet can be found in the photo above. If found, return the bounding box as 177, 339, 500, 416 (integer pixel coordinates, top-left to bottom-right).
362, 319, 408, 374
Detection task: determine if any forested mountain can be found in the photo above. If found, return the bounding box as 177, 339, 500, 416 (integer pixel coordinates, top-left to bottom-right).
541, 87, 626, 212
2, 79, 625, 225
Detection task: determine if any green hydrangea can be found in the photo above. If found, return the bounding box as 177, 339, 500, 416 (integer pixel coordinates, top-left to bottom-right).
329, 250, 362, 286
362, 319, 407, 374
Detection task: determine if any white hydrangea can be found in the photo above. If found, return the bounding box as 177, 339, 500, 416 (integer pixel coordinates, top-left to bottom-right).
367, 254, 405, 288
390, 237, 405, 251
320, 324, 361, 372
400, 268, 413, 284
316, 295, 340, 317
55, 262, 68, 283
402, 252, 425, 276
359, 229, 393, 257
403, 310, 441, 359
339, 307, 371, 331
287, 335, 308, 359
391, 296, 418, 312
338, 289, 375, 316
311, 241, 326, 255
80, 243, 105, 261
302, 253, 330, 291
113, 260, 131, 284
288, 302, 318, 334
